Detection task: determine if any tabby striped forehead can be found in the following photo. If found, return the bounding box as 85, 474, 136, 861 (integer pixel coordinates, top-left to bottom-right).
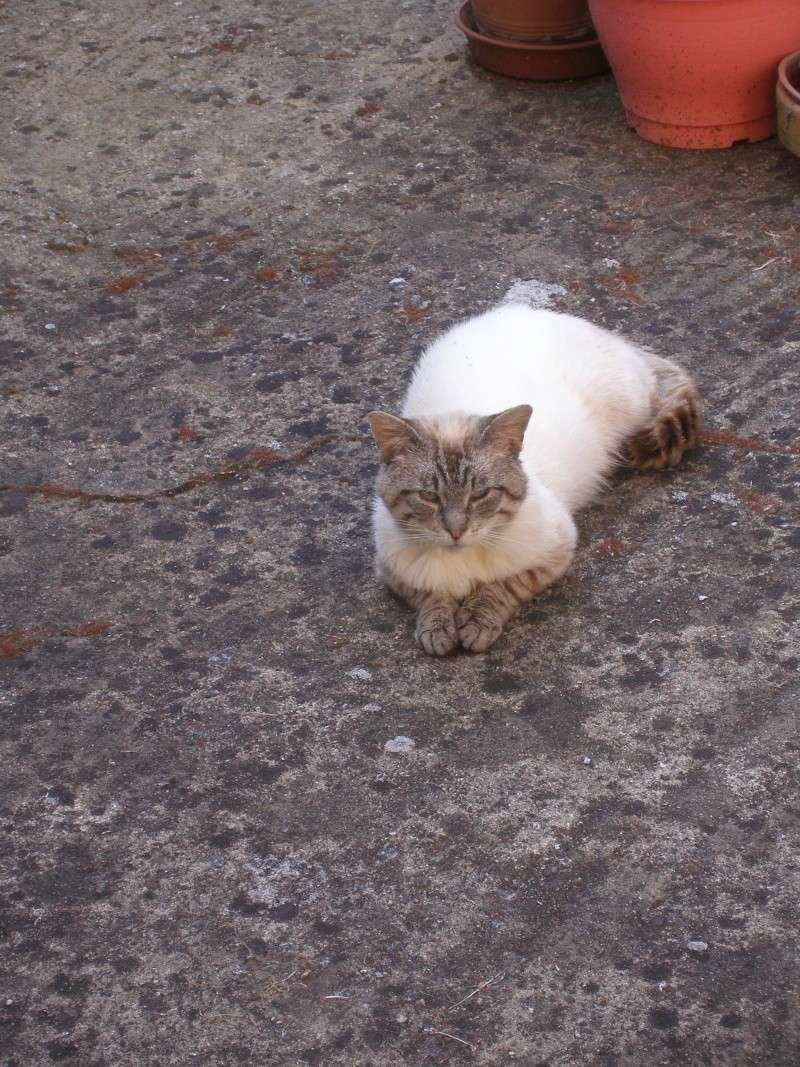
430, 444, 476, 491
414, 412, 486, 488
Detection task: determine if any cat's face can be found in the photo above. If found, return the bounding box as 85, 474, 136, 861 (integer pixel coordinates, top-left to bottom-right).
368, 406, 531, 549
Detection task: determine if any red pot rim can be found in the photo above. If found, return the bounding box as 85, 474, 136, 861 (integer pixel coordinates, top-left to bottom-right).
454, 1, 601, 53
778, 51, 800, 106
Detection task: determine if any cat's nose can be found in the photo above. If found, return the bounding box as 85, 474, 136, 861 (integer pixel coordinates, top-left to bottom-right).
449, 528, 463, 541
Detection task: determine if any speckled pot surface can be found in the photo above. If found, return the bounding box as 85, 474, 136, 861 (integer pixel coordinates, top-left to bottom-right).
589, 0, 800, 149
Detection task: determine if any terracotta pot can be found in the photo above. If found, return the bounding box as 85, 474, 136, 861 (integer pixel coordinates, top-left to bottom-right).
455, 2, 608, 81
472, 0, 593, 42
588, 0, 800, 149
777, 51, 800, 159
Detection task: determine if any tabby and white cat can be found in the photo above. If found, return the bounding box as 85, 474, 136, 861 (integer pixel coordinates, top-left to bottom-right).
368, 303, 701, 655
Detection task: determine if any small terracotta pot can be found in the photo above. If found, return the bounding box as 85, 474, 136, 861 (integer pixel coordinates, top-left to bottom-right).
588, 0, 800, 149
777, 51, 800, 159
455, 3, 608, 81
472, 0, 593, 42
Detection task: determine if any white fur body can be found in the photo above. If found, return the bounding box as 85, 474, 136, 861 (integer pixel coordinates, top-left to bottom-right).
374, 304, 657, 599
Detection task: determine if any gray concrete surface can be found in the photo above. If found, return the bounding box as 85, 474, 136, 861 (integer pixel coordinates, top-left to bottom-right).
2, 2, 800, 1064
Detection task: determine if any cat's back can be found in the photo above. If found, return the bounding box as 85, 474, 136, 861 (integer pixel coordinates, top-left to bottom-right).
415, 302, 564, 370
404, 304, 565, 417
403, 303, 650, 419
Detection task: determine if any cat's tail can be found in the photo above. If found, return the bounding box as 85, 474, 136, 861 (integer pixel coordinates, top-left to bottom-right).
627, 352, 702, 470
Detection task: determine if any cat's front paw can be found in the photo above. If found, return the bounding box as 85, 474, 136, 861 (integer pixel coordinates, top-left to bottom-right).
415, 612, 458, 657
455, 602, 504, 653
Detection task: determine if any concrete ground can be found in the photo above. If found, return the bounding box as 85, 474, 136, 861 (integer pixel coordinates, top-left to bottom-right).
2, 1, 800, 1064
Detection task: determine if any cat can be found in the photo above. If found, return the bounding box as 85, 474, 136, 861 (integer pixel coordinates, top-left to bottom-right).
368, 302, 701, 656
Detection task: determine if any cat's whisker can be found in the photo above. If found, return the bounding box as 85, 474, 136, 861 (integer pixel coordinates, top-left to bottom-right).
394, 521, 536, 551
394, 533, 443, 546
474, 532, 535, 550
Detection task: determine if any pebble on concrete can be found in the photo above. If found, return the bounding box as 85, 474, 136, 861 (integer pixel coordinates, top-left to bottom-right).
384, 736, 416, 754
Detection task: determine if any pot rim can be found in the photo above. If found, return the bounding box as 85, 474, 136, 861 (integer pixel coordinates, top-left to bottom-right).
778, 51, 800, 106
455, 1, 600, 53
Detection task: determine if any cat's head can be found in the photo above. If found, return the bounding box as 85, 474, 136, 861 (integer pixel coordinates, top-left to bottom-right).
367, 406, 531, 548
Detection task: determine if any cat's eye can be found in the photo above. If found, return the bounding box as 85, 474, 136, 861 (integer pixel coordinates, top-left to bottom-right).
418, 490, 439, 504
471, 488, 493, 501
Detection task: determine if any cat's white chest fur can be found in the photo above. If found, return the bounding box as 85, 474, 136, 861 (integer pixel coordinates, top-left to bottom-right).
374, 483, 577, 599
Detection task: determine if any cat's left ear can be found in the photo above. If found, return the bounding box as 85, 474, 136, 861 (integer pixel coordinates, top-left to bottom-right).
479, 405, 532, 456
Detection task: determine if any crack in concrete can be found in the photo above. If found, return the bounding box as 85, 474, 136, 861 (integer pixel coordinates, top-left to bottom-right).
0, 430, 793, 511
0, 433, 362, 506
0, 620, 112, 660
698, 429, 800, 456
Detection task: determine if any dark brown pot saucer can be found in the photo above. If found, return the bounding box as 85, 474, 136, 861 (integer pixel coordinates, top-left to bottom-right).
454, 1, 608, 82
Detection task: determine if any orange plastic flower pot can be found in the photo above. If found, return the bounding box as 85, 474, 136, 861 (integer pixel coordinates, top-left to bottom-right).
588, 0, 800, 149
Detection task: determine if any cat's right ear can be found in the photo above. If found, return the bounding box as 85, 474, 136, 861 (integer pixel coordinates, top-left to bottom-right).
367, 412, 423, 463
